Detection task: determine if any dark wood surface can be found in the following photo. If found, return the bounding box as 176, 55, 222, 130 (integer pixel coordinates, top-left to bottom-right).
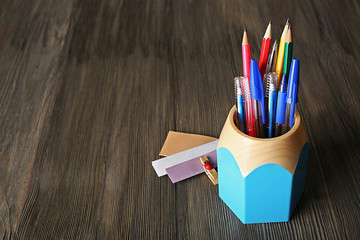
0, 0, 360, 239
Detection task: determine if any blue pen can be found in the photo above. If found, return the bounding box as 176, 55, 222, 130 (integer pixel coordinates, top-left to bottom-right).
250, 59, 265, 138
275, 75, 287, 136
283, 58, 299, 132
265, 73, 278, 138
234, 77, 246, 132
289, 59, 299, 128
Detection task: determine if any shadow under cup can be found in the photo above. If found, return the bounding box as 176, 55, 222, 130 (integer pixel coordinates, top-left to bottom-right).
217, 105, 310, 224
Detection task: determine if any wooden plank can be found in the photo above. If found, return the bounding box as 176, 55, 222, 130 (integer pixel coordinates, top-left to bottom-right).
0, 0, 359, 238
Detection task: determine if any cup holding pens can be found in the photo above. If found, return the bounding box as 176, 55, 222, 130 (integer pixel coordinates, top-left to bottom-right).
217, 105, 310, 224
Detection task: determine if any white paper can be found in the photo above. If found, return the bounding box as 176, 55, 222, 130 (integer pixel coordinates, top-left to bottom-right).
152, 140, 219, 177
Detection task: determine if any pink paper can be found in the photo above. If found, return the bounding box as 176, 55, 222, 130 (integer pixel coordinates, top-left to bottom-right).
165, 150, 217, 183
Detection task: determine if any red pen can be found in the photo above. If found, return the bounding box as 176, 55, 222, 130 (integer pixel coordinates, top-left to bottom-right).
239, 77, 253, 136
258, 21, 272, 78
242, 29, 256, 137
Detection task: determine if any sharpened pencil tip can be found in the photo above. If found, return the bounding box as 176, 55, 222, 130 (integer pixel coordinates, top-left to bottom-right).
281, 19, 290, 38
269, 20, 271, 25
286, 28, 292, 43
264, 22, 272, 39
242, 29, 249, 45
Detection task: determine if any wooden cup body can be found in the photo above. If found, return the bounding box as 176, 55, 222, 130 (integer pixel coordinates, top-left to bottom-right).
217, 106, 310, 223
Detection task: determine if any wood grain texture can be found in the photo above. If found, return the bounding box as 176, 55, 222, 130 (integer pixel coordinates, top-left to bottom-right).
217, 107, 307, 177
0, 0, 359, 239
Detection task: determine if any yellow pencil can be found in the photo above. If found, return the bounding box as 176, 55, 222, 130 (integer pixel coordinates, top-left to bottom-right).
275, 19, 289, 89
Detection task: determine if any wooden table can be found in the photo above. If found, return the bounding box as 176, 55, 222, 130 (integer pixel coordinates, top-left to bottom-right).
1, 0, 360, 239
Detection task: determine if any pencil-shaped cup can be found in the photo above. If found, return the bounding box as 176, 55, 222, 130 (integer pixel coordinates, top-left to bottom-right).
217, 105, 310, 224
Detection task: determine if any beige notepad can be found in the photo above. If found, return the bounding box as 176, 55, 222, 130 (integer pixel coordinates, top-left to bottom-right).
159, 131, 218, 157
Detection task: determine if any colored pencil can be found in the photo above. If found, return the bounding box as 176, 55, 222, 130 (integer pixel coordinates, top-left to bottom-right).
242, 29, 256, 137
275, 19, 289, 89
258, 21, 272, 78
242, 29, 251, 80
282, 27, 293, 78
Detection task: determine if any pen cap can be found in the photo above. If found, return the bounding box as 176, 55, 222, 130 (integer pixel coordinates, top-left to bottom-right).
250, 59, 266, 124
286, 58, 299, 104
279, 75, 287, 92
265, 72, 278, 97
234, 77, 241, 96
276, 91, 287, 124
239, 77, 251, 102
289, 79, 299, 127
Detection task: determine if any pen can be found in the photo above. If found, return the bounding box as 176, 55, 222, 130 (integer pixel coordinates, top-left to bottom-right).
275, 73, 287, 136
264, 41, 278, 82
242, 29, 256, 137
263, 41, 278, 125
265, 73, 278, 138
258, 21, 272, 78
289, 75, 299, 128
239, 77, 254, 136
282, 93, 291, 134
275, 19, 289, 89
250, 59, 265, 138
284, 58, 299, 131
280, 29, 293, 134
234, 77, 246, 132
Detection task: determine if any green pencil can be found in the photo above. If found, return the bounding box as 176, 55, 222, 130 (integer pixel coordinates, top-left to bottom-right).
282, 28, 293, 77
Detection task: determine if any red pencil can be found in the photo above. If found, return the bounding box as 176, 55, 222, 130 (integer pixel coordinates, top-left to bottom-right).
242, 29, 256, 137
258, 21, 272, 78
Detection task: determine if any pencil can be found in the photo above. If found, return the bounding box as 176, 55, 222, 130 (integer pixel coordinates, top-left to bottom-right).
242, 29, 251, 80
258, 21, 272, 78
282, 27, 293, 77
275, 19, 289, 89
242, 29, 256, 137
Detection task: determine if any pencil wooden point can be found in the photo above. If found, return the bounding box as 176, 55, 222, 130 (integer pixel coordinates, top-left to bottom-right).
264, 22, 271, 39
280, 21, 289, 39
286, 28, 292, 43
242, 29, 249, 45
286, 18, 289, 25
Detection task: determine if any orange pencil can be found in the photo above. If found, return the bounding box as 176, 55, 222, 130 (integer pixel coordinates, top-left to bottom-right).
258, 21, 272, 78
